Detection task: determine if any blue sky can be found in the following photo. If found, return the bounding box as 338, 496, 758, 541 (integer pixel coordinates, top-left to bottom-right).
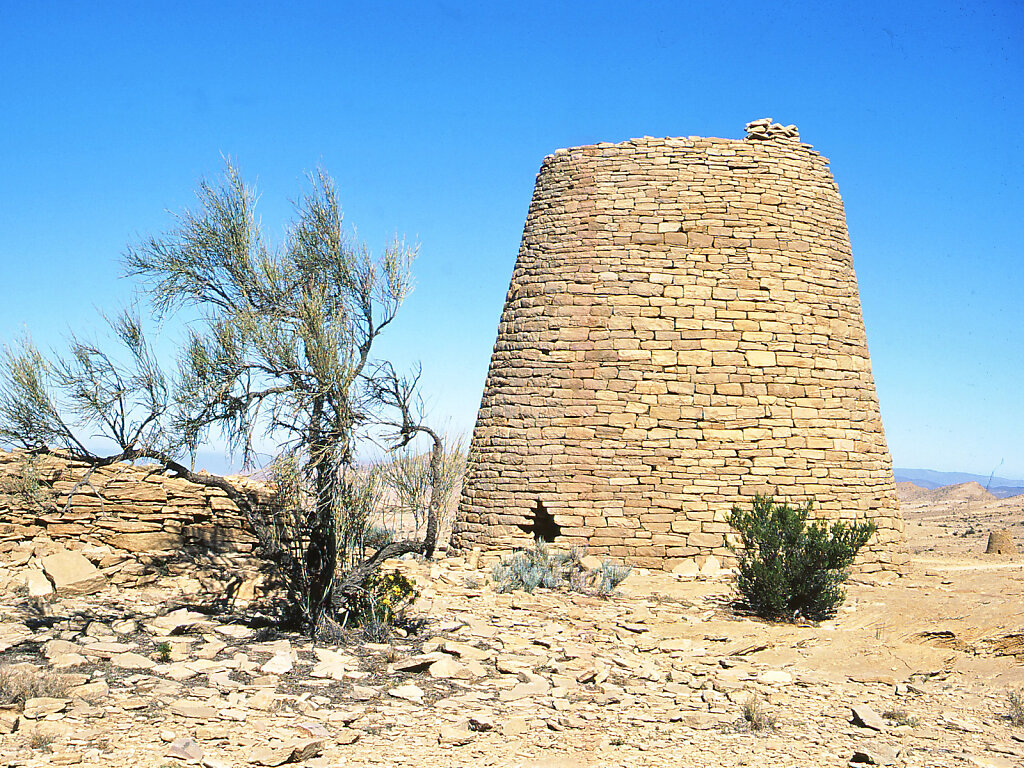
1, 1, 1021, 480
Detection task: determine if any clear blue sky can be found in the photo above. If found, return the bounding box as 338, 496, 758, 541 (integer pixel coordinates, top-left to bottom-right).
1, 2, 1021, 480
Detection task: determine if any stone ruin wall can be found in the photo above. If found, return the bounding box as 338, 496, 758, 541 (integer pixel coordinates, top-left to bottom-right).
453, 120, 904, 571
0, 449, 257, 555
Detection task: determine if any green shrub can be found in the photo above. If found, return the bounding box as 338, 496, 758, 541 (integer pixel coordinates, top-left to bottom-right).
727, 495, 876, 622
350, 568, 417, 641
156, 641, 172, 662
594, 559, 632, 596
492, 540, 567, 593
0, 454, 48, 510
361, 524, 396, 551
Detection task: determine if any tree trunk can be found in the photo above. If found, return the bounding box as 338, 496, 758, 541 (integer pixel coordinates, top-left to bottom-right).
303, 397, 339, 634
423, 428, 444, 559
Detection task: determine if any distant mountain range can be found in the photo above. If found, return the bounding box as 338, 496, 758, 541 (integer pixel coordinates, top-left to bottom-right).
894, 468, 1024, 499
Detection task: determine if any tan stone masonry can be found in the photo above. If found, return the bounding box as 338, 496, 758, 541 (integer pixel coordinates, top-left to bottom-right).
0, 449, 258, 553
453, 120, 903, 570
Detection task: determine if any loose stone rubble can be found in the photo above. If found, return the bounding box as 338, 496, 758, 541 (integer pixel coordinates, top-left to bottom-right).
1, 503, 1023, 768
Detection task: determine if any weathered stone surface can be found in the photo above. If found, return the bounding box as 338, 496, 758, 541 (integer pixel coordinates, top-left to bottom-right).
166, 736, 204, 761
250, 739, 323, 766
0, 449, 258, 554
452, 125, 903, 571
25, 567, 53, 597
68, 680, 109, 703
0, 706, 18, 734
438, 723, 475, 745
851, 703, 886, 731
106, 531, 181, 552
22, 696, 70, 718
260, 652, 293, 675
169, 700, 220, 719
111, 652, 156, 670
386, 683, 423, 704
41, 550, 105, 595
852, 740, 898, 765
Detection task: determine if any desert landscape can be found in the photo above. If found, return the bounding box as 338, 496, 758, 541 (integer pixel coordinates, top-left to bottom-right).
2, 6, 1021, 768
0, 471, 1022, 768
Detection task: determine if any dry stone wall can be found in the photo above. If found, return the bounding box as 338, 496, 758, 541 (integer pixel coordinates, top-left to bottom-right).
0, 449, 258, 554
453, 119, 903, 571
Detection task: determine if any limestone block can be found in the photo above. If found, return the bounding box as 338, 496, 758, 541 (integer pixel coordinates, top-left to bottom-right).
41, 549, 105, 595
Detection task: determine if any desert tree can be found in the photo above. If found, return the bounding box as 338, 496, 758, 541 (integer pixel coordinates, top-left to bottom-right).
0, 161, 443, 637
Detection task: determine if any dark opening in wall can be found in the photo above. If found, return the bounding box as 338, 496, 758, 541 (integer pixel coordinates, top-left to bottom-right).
517, 499, 561, 542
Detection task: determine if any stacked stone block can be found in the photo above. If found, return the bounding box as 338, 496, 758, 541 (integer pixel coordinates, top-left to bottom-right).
0, 449, 258, 553
453, 120, 903, 571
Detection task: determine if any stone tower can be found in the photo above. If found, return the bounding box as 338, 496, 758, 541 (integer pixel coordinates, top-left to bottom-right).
452, 120, 902, 570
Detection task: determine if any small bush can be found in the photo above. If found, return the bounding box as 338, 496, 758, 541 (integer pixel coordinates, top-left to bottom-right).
491, 541, 630, 597
1008, 690, 1024, 727
595, 559, 632, 595
741, 695, 777, 732
492, 540, 568, 593
350, 569, 417, 641
28, 729, 56, 752
362, 524, 396, 551
0, 665, 69, 707
0, 454, 48, 510
728, 496, 876, 622
156, 641, 172, 662
883, 708, 920, 727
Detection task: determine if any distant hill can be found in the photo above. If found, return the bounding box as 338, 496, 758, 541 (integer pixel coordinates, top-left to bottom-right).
894, 468, 1024, 499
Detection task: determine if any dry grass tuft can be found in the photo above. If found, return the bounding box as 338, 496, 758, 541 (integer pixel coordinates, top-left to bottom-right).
28, 729, 56, 752
1008, 690, 1024, 727
0, 665, 70, 707
742, 695, 778, 732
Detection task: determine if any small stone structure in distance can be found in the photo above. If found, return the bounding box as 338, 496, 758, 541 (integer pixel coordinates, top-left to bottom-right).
452, 119, 904, 571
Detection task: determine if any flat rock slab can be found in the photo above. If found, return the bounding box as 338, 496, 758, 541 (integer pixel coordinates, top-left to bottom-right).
388, 684, 424, 704
0, 707, 18, 734
151, 609, 208, 633
428, 656, 472, 679
68, 680, 109, 704
499, 680, 550, 701
757, 669, 793, 684
25, 567, 53, 596
106, 531, 181, 553
166, 736, 204, 761
41, 550, 105, 595
675, 711, 728, 730
442, 640, 492, 661
852, 703, 886, 731
111, 652, 155, 670
852, 740, 899, 765
250, 739, 323, 766
261, 653, 293, 675
22, 697, 70, 719
964, 756, 1017, 768
438, 724, 474, 745
169, 700, 220, 720
392, 652, 443, 673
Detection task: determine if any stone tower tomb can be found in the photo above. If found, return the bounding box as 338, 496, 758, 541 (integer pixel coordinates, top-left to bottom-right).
452, 120, 902, 570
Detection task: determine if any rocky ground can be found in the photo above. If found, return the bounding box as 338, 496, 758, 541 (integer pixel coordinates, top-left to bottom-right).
1, 488, 1023, 768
